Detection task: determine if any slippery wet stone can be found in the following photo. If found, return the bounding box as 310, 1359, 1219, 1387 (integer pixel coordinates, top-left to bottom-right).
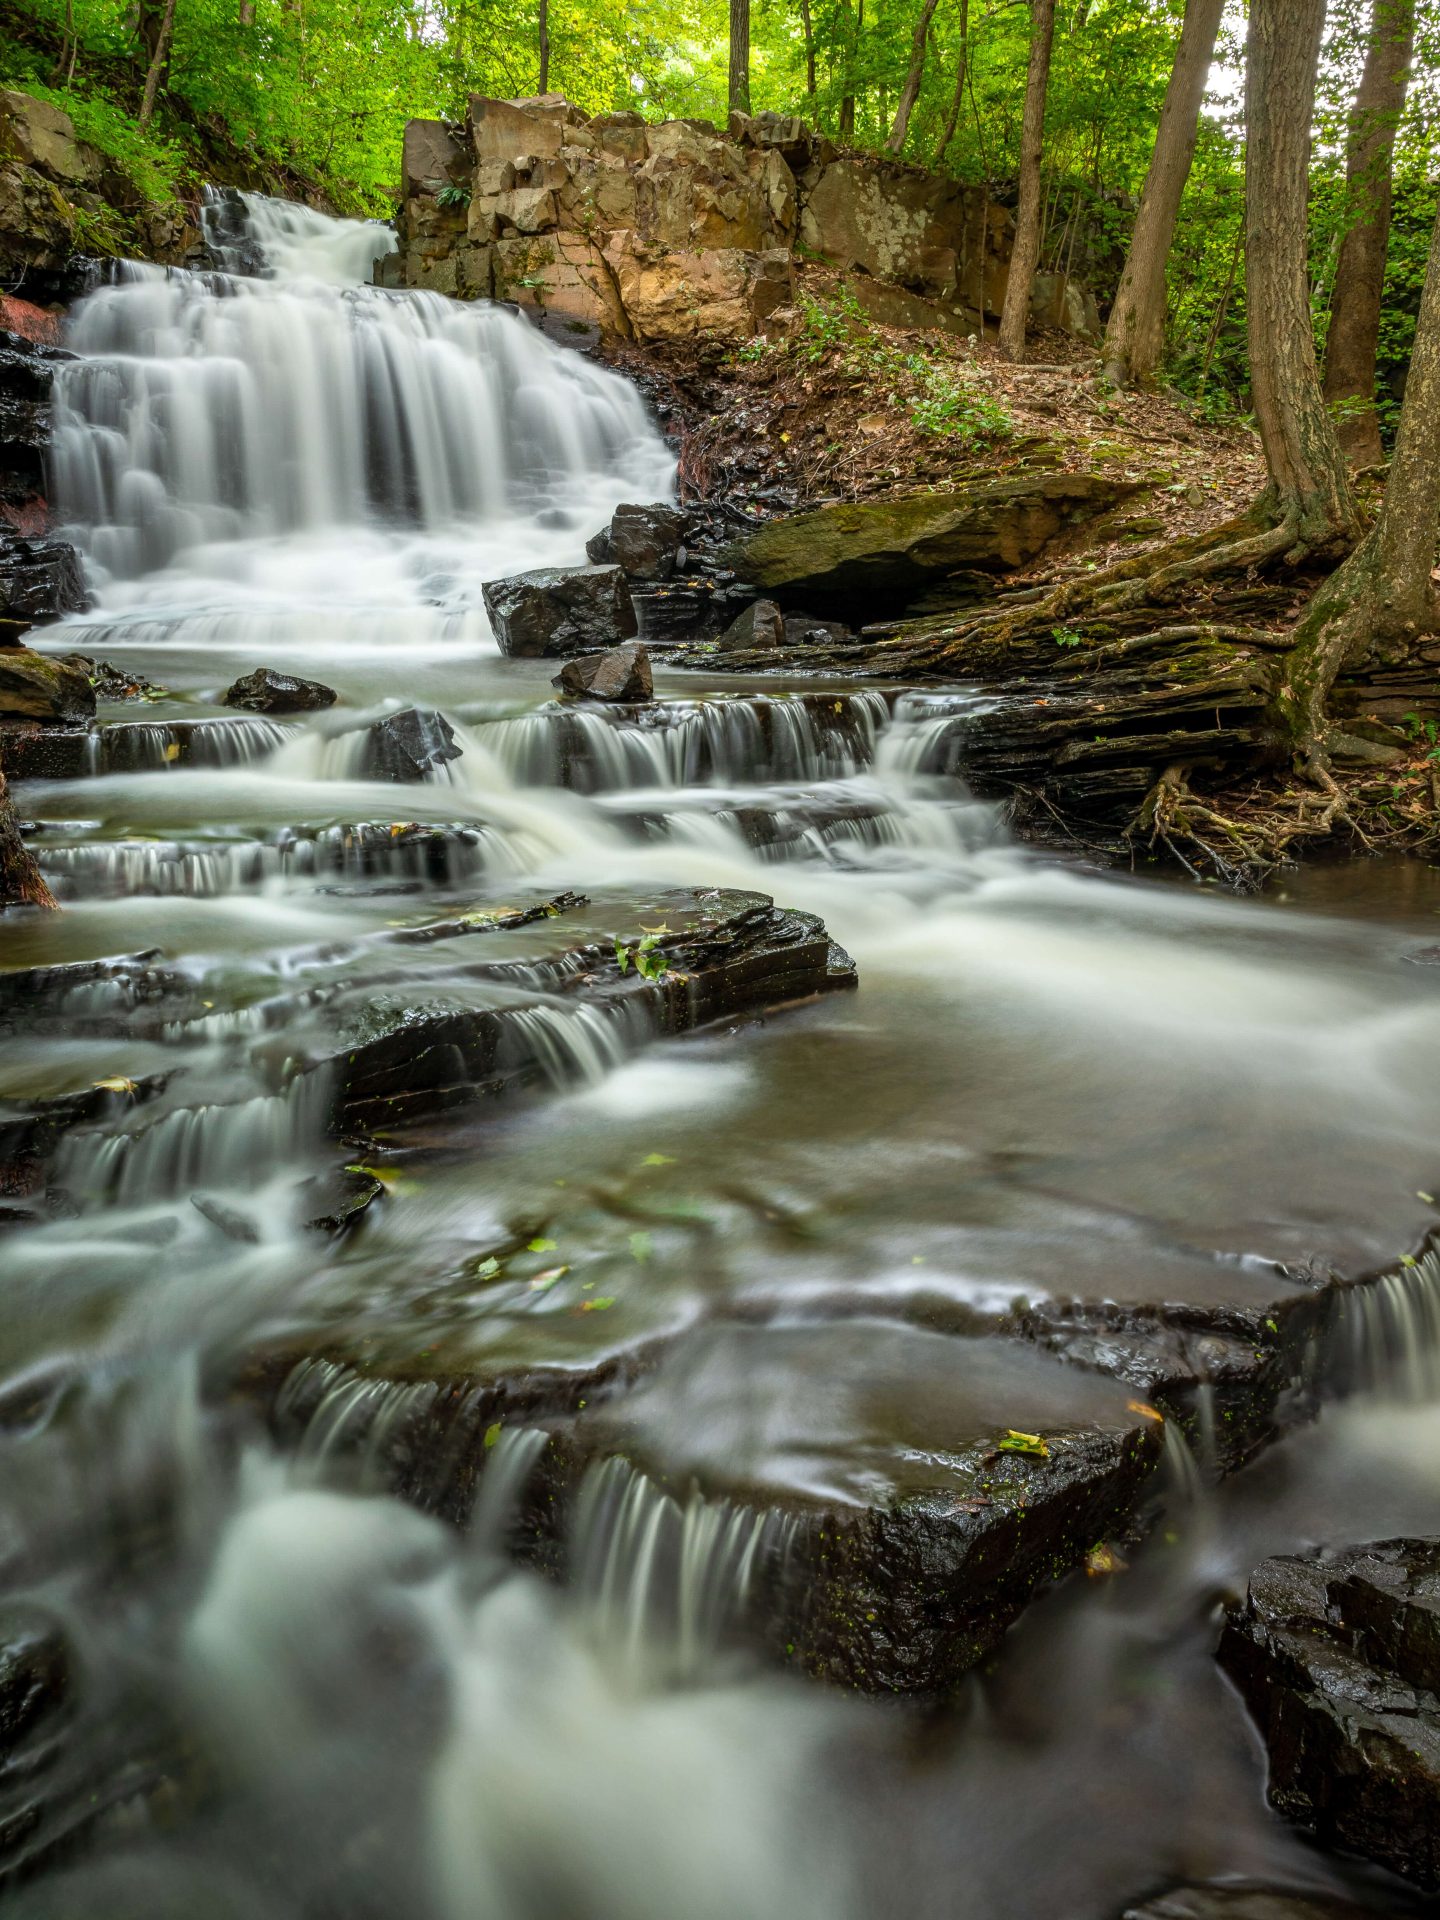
552, 641, 653, 702
716, 598, 784, 652
223, 667, 338, 714
358, 707, 462, 782
1121, 1891, 1384, 1920
586, 502, 687, 580
1219, 1538, 1440, 1890
483, 563, 637, 657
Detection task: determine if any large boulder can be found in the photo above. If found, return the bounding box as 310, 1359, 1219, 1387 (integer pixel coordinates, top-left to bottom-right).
0, 90, 92, 186
490, 232, 630, 336
358, 707, 462, 782
402, 118, 466, 199
721, 471, 1135, 612
716, 598, 784, 652
0, 537, 88, 635
552, 640, 653, 702
586, 502, 686, 580
1219, 1538, 1440, 1890
0, 648, 95, 723
483, 564, 637, 657
223, 668, 337, 714
466, 94, 566, 165
601, 233, 793, 342
798, 157, 980, 298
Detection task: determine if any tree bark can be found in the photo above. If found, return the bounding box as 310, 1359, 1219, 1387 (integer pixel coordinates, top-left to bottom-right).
729, 0, 752, 115
887, 0, 943, 152
996, 0, 1057, 361
538, 0, 550, 91
839, 0, 863, 142
933, 0, 970, 165
0, 776, 56, 912
1321, 0, 1415, 466
1243, 0, 1359, 549
1283, 202, 1440, 746
138, 0, 177, 124
798, 0, 817, 94
1101, 0, 1225, 387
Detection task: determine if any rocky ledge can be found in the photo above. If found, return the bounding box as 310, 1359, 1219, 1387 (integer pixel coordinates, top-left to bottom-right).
1219, 1538, 1440, 1891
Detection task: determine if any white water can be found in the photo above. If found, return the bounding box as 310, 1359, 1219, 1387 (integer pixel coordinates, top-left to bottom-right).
8, 192, 1440, 1920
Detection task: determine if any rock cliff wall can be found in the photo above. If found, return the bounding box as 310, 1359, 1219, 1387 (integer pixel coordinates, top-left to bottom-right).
385, 94, 1101, 347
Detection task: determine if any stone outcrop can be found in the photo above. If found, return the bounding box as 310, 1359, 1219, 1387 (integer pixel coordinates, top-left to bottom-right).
482, 563, 637, 656
0, 647, 94, 724
386, 94, 1100, 345
358, 707, 462, 782
223, 667, 338, 714
553, 640, 653, 701
1219, 1538, 1440, 1890
0, 536, 88, 638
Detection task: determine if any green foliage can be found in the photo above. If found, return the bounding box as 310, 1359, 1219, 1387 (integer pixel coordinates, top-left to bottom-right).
435, 182, 471, 208
614, 933, 669, 980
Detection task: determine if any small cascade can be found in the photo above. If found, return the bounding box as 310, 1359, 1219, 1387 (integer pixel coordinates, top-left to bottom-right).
278, 1357, 441, 1488
91, 717, 294, 774
201, 185, 397, 285
571, 1455, 791, 1679
505, 1000, 650, 1089
874, 691, 993, 784
52, 1070, 332, 1211
1333, 1244, 1440, 1402
470, 1426, 552, 1553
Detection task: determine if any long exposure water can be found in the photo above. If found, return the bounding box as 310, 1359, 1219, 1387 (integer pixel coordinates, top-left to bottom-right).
3, 194, 1439, 1917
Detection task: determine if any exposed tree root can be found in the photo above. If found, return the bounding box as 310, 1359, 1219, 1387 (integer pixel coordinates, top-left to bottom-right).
0, 774, 56, 912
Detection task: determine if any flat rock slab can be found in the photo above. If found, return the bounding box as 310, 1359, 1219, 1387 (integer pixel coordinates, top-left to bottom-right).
720, 471, 1135, 614
1219, 1538, 1440, 1890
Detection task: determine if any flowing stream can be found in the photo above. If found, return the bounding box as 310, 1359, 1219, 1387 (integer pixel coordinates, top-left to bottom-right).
5, 194, 1440, 1919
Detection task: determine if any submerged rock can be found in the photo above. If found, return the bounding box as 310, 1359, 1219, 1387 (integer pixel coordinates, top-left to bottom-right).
1219, 1538, 1440, 1890
0, 648, 95, 724
358, 707, 462, 782
552, 641, 653, 702
223, 667, 338, 714
482, 564, 637, 657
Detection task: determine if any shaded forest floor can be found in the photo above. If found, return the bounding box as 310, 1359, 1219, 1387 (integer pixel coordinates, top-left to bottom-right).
608, 288, 1435, 886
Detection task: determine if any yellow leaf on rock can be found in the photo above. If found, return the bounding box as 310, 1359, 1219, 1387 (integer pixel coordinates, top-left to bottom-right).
93, 1076, 138, 1094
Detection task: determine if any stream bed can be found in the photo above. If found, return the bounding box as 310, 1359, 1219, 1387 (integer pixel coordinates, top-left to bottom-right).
2, 195, 1438, 1920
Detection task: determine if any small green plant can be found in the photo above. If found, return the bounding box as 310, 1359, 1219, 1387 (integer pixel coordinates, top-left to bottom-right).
614, 933, 669, 981
436, 183, 472, 209
1052, 626, 1086, 649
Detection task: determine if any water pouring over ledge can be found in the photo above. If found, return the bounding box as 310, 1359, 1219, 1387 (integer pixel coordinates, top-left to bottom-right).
6, 191, 1440, 1919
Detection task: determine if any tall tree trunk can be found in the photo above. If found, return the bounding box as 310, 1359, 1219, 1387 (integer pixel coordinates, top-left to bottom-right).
138, 0, 177, 123
0, 777, 56, 912
996, 0, 1057, 361
1321, 0, 1415, 466
933, 0, 969, 165
839, 0, 863, 142
729, 0, 752, 115
538, 0, 550, 90
798, 0, 817, 95
1101, 0, 1226, 387
1283, 202, 1440, 749
887, 0, 942, 152
1243, 0, 1359, 549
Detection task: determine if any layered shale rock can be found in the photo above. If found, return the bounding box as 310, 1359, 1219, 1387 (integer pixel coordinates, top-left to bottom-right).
1219, 1539, 1440, 1891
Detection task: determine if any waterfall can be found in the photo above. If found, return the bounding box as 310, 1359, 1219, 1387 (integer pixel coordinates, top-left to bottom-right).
49, 190, 675, 623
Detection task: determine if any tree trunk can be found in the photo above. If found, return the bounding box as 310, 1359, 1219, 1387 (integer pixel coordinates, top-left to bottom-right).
538, 0, 550, 91
933, 0, 970, 165
798, 0, 817, 94
839, 0, 863, 142
729, 0, 751, 115
1321, 0, 1415, 466
996, 0, 1057, 361
887, 0, 943, 153
1283, 202, 1440, 746
1101, 0, 1225, 387
0, 777, 56, 912
1243, 0, 1359, 550
138, 0, 177, 124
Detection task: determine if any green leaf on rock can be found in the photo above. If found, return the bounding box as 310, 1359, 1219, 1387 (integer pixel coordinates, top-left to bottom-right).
997, 1429, 1050, 1458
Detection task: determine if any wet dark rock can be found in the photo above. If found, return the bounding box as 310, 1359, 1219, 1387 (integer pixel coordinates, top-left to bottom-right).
482, 564, 637, 657
0, 1609, 69, 1763
55, 655, 167, 702
0, 537, 88, 639
600, 502, 687, 581
720, 471, 1136, 614
358, 707, 462, 782
552, 641, 653, 702
301, 1164, 386, 1235
783, 611, 853, 646
716, 598, 784, 652
0, 648, 94, 724
223, 667, 338, 714
310, 887, 855, 1133
190, 1194, 260, 1243
0, 1073, 170, 1196
1121, 1889, 1387, 1920
631, 582, 719, 644
0, 714, 295, 779
1218, 1538, 1440, 1890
